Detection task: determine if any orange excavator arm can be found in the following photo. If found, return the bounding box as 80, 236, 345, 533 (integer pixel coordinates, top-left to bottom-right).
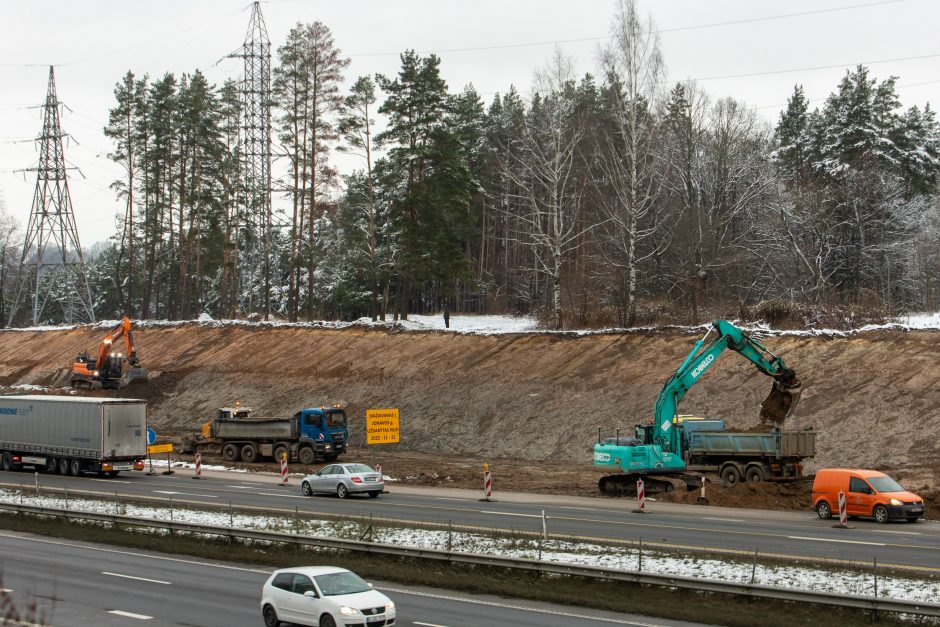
92, 317, 139, 369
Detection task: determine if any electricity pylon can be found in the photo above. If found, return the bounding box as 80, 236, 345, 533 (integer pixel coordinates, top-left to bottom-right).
8, 66, 95, 326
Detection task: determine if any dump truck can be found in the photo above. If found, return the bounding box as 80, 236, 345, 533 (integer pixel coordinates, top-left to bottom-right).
594, 320, 813, 495
184, 405, 349, 465
0, 395, 148, 476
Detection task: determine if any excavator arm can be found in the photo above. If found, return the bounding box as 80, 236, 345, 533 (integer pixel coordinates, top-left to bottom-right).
71, 317, 146, 389
652, 320, 802, 455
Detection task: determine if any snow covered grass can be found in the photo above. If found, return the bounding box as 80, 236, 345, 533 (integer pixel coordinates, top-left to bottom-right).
8, 310, 940, 337
1, 487, 937, 605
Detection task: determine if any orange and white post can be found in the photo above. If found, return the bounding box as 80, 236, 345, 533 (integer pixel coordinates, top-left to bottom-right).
192, 452, 204, 480
278, 452, 289, 486
480, 463, 493, 501
835, 490, 848, 528
632, 478, 646, 513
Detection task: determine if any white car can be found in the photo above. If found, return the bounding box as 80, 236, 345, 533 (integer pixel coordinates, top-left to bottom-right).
301, 463, 384, 499
261, 566, 396, 627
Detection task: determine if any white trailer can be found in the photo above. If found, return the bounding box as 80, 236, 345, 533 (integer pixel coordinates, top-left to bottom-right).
0, 395, 148, 477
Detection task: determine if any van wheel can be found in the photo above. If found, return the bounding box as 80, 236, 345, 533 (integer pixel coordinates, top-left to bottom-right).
873, 505, 890, 524
262, 604, 280, 627
816, 501, 832, 520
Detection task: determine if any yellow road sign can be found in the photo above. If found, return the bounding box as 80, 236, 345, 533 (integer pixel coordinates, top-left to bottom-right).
366, 408, 400, 444
147, 443, 173, 454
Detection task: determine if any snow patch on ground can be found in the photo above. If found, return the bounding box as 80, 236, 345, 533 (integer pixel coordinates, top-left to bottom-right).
5, 311, 940, 337
1, 488, 937, 605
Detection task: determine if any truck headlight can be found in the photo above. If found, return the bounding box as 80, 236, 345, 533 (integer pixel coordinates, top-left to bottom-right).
890, 498, 903, 506
339, 606, 360, 616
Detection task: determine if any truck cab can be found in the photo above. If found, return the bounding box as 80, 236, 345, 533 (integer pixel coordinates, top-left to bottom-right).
295, 406, 348, 462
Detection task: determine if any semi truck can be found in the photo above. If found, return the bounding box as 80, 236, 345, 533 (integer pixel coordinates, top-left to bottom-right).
0, 395, 148, 477
594, 320, 812, 495
184, 405, 349, 465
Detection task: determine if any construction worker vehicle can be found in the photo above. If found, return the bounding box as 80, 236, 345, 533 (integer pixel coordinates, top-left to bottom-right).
594, 320, 813, 495
184, 404, 349, 465
71, 317, 148, 390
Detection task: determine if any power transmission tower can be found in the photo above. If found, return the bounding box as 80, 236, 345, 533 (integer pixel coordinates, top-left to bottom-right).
8, 66, 95, 327
233, 1, 272, 319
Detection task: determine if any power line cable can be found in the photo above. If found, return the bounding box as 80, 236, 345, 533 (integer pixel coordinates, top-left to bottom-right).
348, 0, 908, 57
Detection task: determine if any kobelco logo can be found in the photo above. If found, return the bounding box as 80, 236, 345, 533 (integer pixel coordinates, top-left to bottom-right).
691, 354, 714, 378
594, 451, 612, 463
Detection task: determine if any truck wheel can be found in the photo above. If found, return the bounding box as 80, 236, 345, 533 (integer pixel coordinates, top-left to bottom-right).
45, 458, 58, 474
745, 465, 766, 483
720, 464, 742, 488
240, 444, 258, 463
69, 459, 82, 476
1, 452, 12, 472
221, 444, 240, 462
298, 447, 316, 465
816, 501, 832, 519
272, 444, 290, 463
873, 505, 890, 524
58, 457, 70, 475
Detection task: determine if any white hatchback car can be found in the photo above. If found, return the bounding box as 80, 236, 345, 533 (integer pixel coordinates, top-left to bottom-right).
261, 566, 396, 627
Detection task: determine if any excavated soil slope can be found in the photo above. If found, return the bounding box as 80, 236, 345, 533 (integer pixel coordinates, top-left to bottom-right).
1, 322, 938, 495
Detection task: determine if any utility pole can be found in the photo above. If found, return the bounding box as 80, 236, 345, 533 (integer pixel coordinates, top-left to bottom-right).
8, 66, 95, 326
232, 1, 272, 319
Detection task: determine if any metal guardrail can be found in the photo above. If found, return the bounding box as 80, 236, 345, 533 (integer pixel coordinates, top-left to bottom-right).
1, 502, 938, 618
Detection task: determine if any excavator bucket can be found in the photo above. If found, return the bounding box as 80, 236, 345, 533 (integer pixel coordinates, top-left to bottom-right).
759, 370, 802, 426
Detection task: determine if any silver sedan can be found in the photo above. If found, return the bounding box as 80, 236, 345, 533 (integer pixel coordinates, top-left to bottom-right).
301, 463, 384, 499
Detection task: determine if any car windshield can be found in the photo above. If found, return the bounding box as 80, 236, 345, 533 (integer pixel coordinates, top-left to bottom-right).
313, 571, 371, 596
326, 410, 347, 428
868, 476, 905, 493
345, 464, 373, 474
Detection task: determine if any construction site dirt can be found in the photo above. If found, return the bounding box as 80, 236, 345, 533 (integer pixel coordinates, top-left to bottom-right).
0, 321, 937, 519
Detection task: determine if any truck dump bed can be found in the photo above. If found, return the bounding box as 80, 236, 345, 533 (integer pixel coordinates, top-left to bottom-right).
688, 429, 815, 458
0, 395, 147, 459
212, 418, 293, 440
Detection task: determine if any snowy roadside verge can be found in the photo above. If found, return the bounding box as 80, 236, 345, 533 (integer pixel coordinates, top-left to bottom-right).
1, 488, 937, 606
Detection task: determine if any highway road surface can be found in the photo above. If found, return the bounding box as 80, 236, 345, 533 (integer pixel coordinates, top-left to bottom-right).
1, 467, 938, 571
0, 531, 703, 626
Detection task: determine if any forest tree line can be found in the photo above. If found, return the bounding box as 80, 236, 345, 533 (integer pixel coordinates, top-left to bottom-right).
6, 0, 940, 328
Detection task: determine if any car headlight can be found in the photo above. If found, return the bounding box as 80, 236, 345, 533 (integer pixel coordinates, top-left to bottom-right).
339, 606, 360, 616
385, 601, 395, 611
890, 498, 903, 506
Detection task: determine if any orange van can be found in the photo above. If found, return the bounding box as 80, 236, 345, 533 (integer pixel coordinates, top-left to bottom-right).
812, 468, 925, 523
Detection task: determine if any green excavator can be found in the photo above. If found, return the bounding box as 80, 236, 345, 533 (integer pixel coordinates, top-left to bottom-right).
594, 320, 805, 495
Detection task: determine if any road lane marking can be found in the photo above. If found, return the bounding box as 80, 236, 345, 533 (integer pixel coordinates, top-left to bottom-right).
414, 623, 448, 627
787, 536, 886, 546
0, 587, 11, 592
153, 490, 218, 498
480, 510, 541, 518
108, 610, 153, 620
89, 479, 133, 484
256, 492, 308, 499
383, 585, 665, 625
877, 530, 922, 536
102, 572, 171, 585
702, 517, 746, 523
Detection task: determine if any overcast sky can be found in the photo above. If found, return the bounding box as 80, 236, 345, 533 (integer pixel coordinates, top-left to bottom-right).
1, 0, 937, 247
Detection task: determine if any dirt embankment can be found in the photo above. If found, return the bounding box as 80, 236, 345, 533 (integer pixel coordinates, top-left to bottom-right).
0, 322, 938, 508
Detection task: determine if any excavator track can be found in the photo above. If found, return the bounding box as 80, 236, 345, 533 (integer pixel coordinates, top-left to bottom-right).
598, 474, 688, 497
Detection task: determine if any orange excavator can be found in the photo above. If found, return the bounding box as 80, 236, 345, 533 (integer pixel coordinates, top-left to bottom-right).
71, 317, 148, 390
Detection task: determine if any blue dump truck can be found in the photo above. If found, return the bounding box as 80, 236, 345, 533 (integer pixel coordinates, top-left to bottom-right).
594, 320, 815, 495
186, 405, 349, 465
